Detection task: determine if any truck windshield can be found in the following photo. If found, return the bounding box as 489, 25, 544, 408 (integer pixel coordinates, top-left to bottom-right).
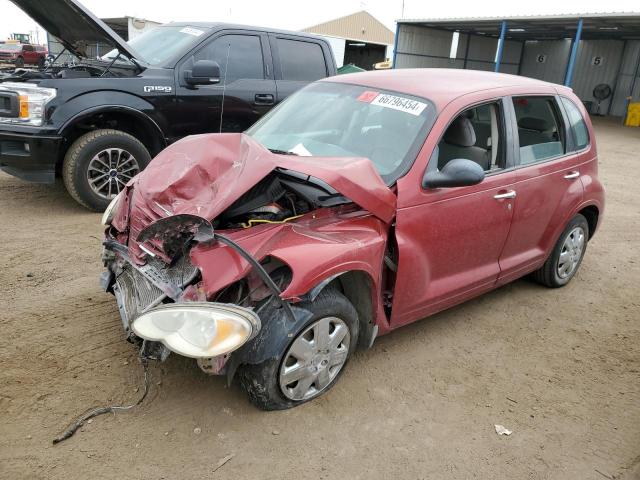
247, 82, 436, 183
102, 25, 209, 66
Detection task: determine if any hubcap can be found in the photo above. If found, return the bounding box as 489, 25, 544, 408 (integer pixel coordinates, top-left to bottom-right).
557, 226, 585, 279
279, 316, 350, 401
87, 148, 140, 200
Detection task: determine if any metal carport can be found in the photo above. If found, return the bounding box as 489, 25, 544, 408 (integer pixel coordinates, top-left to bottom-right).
393, 13, 640, 117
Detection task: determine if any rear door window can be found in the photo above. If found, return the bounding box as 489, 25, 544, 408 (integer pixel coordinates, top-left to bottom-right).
560, 97, 590, 151
194, 34, 264, 84
276, 38, 327, 81
513, 96, 565, 165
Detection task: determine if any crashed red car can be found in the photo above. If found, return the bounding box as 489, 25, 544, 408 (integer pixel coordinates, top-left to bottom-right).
101, 69, 604, 410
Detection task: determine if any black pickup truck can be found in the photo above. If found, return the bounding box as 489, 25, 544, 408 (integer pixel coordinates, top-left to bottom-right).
0, 0, 337, 210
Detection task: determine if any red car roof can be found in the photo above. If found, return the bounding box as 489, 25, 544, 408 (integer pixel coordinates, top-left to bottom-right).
324, 68, 567, 109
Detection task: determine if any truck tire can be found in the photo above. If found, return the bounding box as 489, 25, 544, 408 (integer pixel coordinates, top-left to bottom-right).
238, 288, 359, 410
38, 56, 45, 69
15, 56, 24, 68
62, 129, 151, 211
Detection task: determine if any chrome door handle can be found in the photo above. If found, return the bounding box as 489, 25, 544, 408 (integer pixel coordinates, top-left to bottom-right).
564, 171, 580, 179
494, 190, 517, 200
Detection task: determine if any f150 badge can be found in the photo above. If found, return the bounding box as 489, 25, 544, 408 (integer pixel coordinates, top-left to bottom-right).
143, 86, 172, 93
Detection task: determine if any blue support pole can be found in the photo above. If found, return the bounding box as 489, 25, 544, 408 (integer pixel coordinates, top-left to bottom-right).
494, 21, 507, 73
564, 18, 583, 87
392, 22, 400, 69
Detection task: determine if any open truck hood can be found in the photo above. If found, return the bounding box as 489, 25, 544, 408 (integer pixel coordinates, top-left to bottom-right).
115, 133, 396, 263
10, 0, 140, 61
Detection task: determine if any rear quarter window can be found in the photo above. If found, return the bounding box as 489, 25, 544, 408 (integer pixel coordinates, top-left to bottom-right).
276, 38, 327, 81
513, 96, 565, 165
560, 97, 590, 151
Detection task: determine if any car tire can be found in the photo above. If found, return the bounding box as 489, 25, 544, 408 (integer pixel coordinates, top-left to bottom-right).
15, 56, 24, 68
238, 288, 359, 410
532, 213, 589, 288
37, 56, 45, 69
62, 129, 151, 211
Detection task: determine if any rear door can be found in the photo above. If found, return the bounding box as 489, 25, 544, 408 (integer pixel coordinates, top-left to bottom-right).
172, 30, 276, 139
268, 34, 332, 103
497, 93, 585, 284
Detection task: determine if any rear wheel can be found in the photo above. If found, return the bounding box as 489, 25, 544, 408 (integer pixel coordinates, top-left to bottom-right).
62, 129, 151, 211
532, 214, 589, 288
37, 56, 45, 69
238, 289, 359, 410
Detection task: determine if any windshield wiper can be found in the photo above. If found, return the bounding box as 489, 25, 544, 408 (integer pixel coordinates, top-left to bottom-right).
268, 148, 298, 156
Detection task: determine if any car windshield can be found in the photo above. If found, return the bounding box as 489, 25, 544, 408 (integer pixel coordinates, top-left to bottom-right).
247, 82, 435, 183
1, 44, 22, 51
102, 25, 209, 66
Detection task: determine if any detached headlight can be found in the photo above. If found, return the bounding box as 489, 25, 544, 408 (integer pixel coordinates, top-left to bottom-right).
101, 191, 123, 225
0, 82, 56, 126
132, 303, 261, 358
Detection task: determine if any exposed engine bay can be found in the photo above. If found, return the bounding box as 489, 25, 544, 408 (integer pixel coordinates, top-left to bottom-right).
0, 60, 136, 83
214, 169, 350, 230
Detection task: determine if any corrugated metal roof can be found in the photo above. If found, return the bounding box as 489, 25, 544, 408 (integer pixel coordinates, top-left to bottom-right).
302, 10, 394, 46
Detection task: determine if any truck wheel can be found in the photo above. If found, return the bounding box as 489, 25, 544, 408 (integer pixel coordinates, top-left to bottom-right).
238, 289, 359, 410
38, 56, 45, 69
15, 56, 24, 68
532, 214, 589, 288
62, 129, 151, 211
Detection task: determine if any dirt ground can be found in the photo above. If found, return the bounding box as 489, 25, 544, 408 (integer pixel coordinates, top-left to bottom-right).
0, 118, 638, 480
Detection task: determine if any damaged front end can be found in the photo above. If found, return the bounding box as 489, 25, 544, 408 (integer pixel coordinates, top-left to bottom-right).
101, 133, 395, 378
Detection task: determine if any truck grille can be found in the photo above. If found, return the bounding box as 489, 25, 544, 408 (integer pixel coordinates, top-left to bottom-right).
113, 255, 198, 334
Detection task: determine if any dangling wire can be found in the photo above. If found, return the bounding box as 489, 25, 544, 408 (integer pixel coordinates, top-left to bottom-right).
52, 359, 151, 444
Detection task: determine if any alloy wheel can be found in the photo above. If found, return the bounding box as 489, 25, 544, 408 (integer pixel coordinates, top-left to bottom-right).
87, 148, 140, 200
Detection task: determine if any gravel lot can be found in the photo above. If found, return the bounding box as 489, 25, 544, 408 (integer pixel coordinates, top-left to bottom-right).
1, 118, 638, 480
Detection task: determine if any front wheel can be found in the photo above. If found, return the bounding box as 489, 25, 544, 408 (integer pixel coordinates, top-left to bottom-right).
15, 56, 24, 68
238, 289, 359, 410
532, 214, 589, 288
62, 129, 151, 211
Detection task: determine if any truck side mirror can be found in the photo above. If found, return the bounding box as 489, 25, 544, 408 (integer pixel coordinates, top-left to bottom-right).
184, 60, 221, 86
422, 158, 485, 189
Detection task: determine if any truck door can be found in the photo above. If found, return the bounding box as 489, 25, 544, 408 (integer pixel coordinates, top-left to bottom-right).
172, 31, 276, 140
268, 34, 333, 103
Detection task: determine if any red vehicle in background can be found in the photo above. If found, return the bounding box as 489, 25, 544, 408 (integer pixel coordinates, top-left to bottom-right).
0, 43, 48, 68
100, 69, 605, 410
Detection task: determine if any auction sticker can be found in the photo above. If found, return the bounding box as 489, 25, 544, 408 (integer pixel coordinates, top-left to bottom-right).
370, 93, 427, 116
180, 27, 205, 37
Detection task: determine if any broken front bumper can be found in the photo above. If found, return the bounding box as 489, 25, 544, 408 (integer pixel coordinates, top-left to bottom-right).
101, 239, 261, 373
101, 241, 199, 338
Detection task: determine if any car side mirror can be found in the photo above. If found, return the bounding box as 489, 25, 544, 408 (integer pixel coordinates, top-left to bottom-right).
184, 60, 221, 86
422, 158, 485, 189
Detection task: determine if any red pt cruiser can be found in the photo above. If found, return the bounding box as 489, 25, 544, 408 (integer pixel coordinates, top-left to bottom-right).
101, 69, 605, 410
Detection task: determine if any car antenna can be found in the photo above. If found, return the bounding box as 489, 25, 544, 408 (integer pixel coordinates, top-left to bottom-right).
219, 43, 231, 133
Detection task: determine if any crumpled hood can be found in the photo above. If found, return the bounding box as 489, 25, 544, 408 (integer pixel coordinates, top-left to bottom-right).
120, 133, 396, 230
114, 133, 395, 265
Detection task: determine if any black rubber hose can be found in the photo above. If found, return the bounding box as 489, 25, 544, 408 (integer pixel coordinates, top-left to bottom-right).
52, 360, 150, 444
214, 232, 296, 322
